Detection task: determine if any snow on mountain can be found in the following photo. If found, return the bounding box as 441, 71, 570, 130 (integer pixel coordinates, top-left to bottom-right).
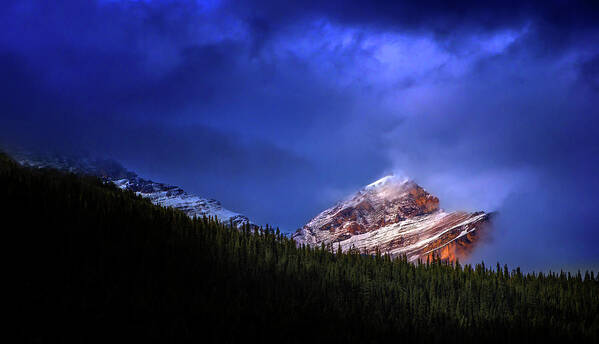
293, 175, 491, 262
11, 150, 250, 227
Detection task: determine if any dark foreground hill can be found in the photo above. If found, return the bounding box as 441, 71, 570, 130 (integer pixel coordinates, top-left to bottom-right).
3, 152, 597, 343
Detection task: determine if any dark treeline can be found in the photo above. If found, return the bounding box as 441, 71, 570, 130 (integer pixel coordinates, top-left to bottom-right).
3, 152, 597, 343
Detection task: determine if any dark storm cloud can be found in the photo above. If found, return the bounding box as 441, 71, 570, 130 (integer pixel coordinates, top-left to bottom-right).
230, 0, 599, 51
0, 0, 598, 270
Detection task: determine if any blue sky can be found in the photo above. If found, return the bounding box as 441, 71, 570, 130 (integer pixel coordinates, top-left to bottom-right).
1, 0, 598, 271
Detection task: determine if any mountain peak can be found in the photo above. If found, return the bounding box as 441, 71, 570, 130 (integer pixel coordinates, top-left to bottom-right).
293, 175, 490, 262
366, 174, 415, 188
365, 175, 400, 188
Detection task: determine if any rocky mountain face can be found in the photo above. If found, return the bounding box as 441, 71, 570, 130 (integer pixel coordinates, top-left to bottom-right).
11, 150, 250, 227
293, 175, 491, 262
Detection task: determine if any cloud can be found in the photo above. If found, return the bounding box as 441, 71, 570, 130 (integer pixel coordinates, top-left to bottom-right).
228, 0, 599, 52
381, 44, 599, 271
579, 54, 599, 91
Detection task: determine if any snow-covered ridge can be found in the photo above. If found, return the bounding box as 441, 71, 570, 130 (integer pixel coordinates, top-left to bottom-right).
11, 150, 250, 227
366, 175, 395, 188
365, 174, 408, 189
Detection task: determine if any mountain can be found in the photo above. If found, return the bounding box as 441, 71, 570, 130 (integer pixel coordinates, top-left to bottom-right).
293, 175, 491, 262
10, 150, 250, 227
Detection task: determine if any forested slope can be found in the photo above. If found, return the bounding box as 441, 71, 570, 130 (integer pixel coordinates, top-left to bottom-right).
4, 152, 597, 343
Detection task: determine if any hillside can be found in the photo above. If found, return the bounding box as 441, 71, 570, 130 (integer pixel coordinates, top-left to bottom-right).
4, 152, 598, 343
10, 148, 250, 227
